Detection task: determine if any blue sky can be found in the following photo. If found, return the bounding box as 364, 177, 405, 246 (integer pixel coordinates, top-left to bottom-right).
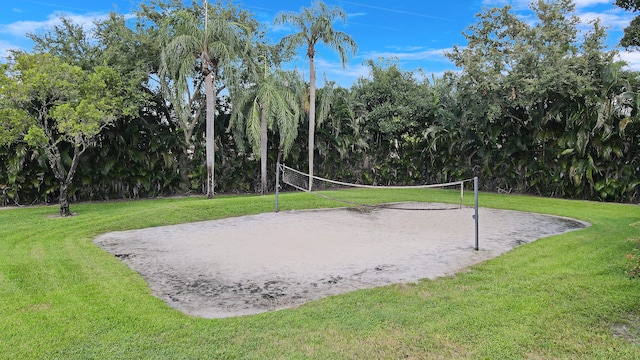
1, 0, 638, 87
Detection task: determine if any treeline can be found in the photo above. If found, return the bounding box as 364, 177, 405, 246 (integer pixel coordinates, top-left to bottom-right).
1, 0, 639, 208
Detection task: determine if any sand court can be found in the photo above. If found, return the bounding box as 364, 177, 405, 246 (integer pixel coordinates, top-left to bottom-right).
94, 205, 589, 318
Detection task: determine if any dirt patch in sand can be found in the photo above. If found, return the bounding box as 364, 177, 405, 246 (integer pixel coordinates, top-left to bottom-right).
94, 206, 589, 318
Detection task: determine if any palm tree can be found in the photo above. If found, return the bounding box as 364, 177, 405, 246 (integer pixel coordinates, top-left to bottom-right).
275, 1, 357, 190
160, 1, 248, 198
230, 62, 302, 194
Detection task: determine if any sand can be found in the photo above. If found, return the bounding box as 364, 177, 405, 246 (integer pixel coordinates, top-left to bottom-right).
93, 205, 589, 318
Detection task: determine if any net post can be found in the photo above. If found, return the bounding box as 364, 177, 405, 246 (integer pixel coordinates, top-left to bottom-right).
275, 159, 280, 213
473, 176, 479, 251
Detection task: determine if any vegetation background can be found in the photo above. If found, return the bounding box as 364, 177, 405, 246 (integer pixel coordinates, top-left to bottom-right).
1, 0, 640, 209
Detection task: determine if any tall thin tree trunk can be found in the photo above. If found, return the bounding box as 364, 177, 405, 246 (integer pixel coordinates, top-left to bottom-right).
205, 72, 216, 199
308, 55, 316, 191
260, 106, 268, 195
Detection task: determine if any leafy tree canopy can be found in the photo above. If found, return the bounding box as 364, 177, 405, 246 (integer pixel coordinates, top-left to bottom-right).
616, 0, 640, 48
0, 53, 136, 215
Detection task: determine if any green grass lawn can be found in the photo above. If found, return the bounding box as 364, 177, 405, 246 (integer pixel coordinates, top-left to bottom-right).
1, 190, 640, 359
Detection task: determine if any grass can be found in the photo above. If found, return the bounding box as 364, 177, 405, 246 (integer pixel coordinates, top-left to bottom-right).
1, 190, 640, 359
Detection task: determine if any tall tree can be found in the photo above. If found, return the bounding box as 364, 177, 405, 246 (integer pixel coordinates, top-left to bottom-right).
0, 12, 171, 206
445, 0, 639, 199
27, 17, 97, 70
615, 0, 640, 48
351, 59, 434, 185
0, 53, 135, 216
230, 70, 303, 194
275, 1, 357, 190
230, 41, 303, 195
135, 1, 205, 192
160, 0, 250, 198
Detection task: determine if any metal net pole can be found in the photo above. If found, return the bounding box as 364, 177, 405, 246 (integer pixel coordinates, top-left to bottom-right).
275, 160, 280, 213
474, 176, 479, 251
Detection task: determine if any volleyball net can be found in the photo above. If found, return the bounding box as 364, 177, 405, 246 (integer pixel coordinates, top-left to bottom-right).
275, 163, 480, 249
277, 163, 476, 209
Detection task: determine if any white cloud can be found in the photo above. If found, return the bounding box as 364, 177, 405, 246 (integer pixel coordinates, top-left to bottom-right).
339, 1, 455, 21
268, 21, 293, 34
482, 0, 611, 8
0, 40, 19, 59
572, 0, 611, 8
0, 12, 108, 39
578, 10, 633, 31
386, 45, 428, 52
363, 47, 452, 63
347, 12, 367, 18
281, 57, 370, 87
316, 58, 370, 80
481, 0, 530, 9
618, 51, 640, 71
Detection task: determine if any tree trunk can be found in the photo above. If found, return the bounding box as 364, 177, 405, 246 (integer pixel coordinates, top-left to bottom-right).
59, 181, 72, 217
205, 71, 216, 199
58, 147, 82, 217
178, 148, 191, 194
260, 106, 268, 195
46, 142, 80, 217
308, 55, 316, 191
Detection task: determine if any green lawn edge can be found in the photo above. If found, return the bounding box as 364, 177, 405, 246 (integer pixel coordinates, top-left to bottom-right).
1, 191, 640, 359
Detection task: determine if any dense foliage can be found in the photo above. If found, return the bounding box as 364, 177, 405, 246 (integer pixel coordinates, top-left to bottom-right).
616, 0, 640, 48
1, 0, 640, 208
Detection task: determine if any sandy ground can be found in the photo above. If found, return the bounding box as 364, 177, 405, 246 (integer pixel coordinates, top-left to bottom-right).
94, 205, 589, 318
